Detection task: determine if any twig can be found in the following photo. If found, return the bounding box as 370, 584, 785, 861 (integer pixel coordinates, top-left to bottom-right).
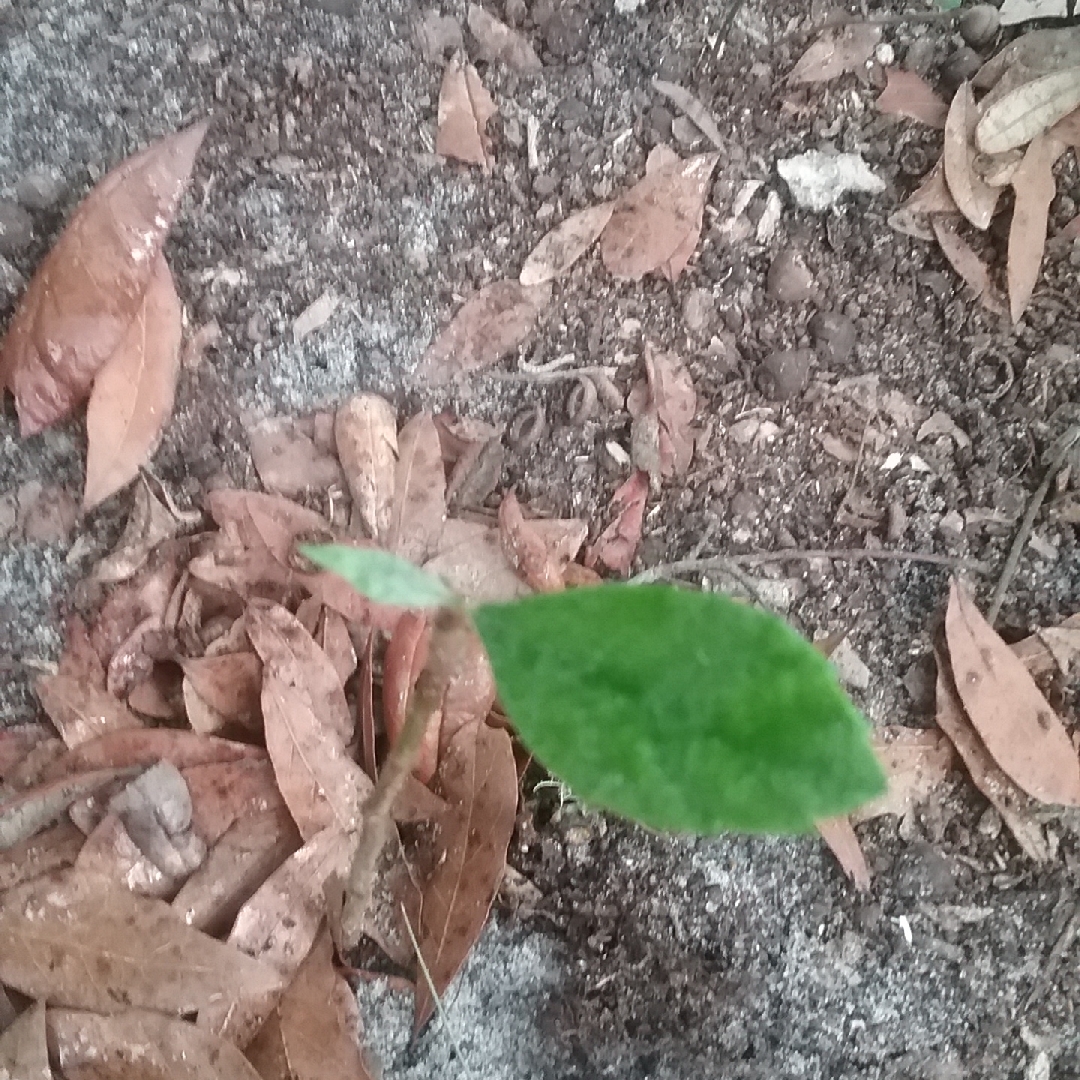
485, 365, 617, 385
631, 557, 768, 603
1023, 904, 1080, 1011
987, 423, 1080, 625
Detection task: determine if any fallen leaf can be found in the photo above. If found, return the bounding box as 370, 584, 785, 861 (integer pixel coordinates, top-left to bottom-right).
0, 121, 208, 435
387, 412, 447, 564
205, 489, 329, 559
628, 345, 696, 482
0, 987, 13, 1036
180, 652, 263, 730
974, 26, 1080, 90
1033, 614, 1080, 673
977, 65, 1080, 154
520, 202, 615, 286
48, 1007, 265, 1080
83, 255, 183, 509
585, 470, 649, 575
184, 756, 287, 846
650, 77, 725, 150
171, 807, 301, 934
945, 580, 1080, 804
436, 52, 497, 171
467, 2, 542, 74
0, 724, 55, 780
498, 490, 564, 593
600, 150, 719, 281
876, 67, 948, 127
335, 393, 399, 543
815, 815, 870, 890
1007, 132, 1066, 322
424, 519, 528, 603
0, 1000, 49, 1080
75, 812, 175, 897
943, 82, 1001, 230
359, 633, 377, 780
931, 217, 1006, 314
934, 649, 1050, 861
0, 870, 282, 1014
0, 820, 84, 892
276, 925, 376, 1080
245, 414, 344, 499
999, 0, 1069, 23
435, 622, 498, 754
383, 611, 440, 784
247, 601, 371, 838
789, 24, 881, 83
35, 674, 143, 749
419, 280, 551, 383
292, 290, 340, 343
320, 608, 358, 687
1, 739, 67, 791
92, 476, 189, 585
414, 723, 518, 1030
853, 728, 954, 821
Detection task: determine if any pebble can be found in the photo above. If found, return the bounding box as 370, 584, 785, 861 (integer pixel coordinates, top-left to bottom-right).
0, 200, 33, 256
767, 249, 816, 304
16, 169, 64, 211
681, 287, 714, 336
941, 47, 982, 91
544, 4, 587, 56
758, 348, 813, 400
904, 38, 936, 76
959, 4, 999, 49
809, 309, 857, 367
977, 806, 1002, 840
0, 254, 25, 308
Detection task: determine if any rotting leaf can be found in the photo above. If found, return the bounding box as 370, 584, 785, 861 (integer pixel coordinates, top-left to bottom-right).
0, 121, 208, 436
628, 345, 696, 482
93, 475, 188, 585
585, 470, 649, 575
414, 723, 518, 1031
180, 652, 263, 730
83, 254, 183, 510
520, 202, 615, 286
931, 217, 1006, 315
436, 51, 498, 171
815, 816, 870, 891
0, 820, 84, 892
499, 490, 564, 593
387, 412, 447, 563
48, 1007, 265, 1080
876, 68, 948, 128
35, 674, 143, 749
419, 280, 552, 383
0, 869, 282, 1014
0, 1000, 49, 1080
789, 24, 881, 83
335, 392, 399, 544
943, 82, 1001, 230
976, 65, 1080, 154
423, 518, 529, 603
945, 580, 1080, 805
467, 2, 542, 74
183, 757, 286, 847
973, 27, 1080, 91
245, 414, 344, 499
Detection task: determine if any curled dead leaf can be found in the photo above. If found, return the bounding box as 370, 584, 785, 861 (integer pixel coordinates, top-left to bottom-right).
436, 52, 497, 171
931, 217, 1006, 315
876, 68, 948, 128
943, 82, 1001, 230
335, 393, 399, 543
976, 65, 1080, 154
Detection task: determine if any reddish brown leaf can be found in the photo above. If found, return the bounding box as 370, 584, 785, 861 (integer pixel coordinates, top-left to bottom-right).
172, 807, 301, 935
520, 202, 615, 286
438, 623, 498, 753
319, 609, 358, 687
183, 758, 286, 847
180, 652, 263, 729
414, 723, 518, 1030
585, 470, 649, 575
628, 345, 696, 481
789, 23, 880, 83
436, 52, 498, 171
83, 254, 183, 509
127, 666, 183, 720
0, 1000, 49, 1080
419, 280, 552, 384
204, 489, 329, 559
0, 724, 52, 780
876, 68, 948, 128
48, 1007, 265, 1080
387, 412, 447, 563
383, 611, 439, 784
359, 631, 377, 780
943, 82, 1000, 230
75, 812, 175, 898
0, 869, 282, 1014
35, 674, 143, 749
0, 821, 84, 892
245, 414, 344, 499
945, 580, 1080, 805
276, 925, 376, 1080
931, 218, 1006, 315
852, 727, 954, 822
498, 490, 564, 592
0, 121, 208, 436
816, 816, 871, 890
334, 392, 398, 544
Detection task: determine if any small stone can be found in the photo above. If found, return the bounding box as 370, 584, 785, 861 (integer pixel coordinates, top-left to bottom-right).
730, 488, 762, 523
0, 200, 34, 256
532, 173, 559, 197
939, 510, 965, 541
831, 637, 871, 691
0, 254, 25, 308
758, 348, 813, 400
16, 169, 64, 211
647, 104, 673, 141
767, 249, 816, 304
977, 806, 1002, 840
941, 47, 982, 91
809, 309, 857, 367
505, 0, 527, 24
904, 38, 936, 76
681, 288, 714, 336
959, 4, 999, 49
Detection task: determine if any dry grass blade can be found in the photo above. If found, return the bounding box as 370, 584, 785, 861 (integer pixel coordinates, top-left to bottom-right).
815, 816, 870, 890
0, 1000, 49, 1080
0, 821, 84, 891
520, 202, 615, 286
876, 68, 948, 128
335, 393, 399, 544
436, 52, 497, 172
388, 412, 447, 564
48, 1007, 265, 1080
0, 869, 282, 1013
945, 580, 1080, 805
789, 24, 880, 83
0, 121, 207, 435
943, 82, 1000, 230
35, 674, 143, 748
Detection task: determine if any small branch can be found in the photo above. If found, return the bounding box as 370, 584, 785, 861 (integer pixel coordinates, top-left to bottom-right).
1024, 905, 1080, 1011
485, 365, 617, 385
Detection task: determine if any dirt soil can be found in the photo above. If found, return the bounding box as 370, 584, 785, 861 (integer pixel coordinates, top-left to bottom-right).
3, 0, 1080, 1076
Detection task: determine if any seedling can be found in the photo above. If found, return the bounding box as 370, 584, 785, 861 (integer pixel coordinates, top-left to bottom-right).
304, 544, 885, 836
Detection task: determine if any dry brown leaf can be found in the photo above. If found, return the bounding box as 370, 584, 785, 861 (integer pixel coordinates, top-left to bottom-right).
245, 414, 344, 499
498, 490, 564, 593
650, 78, 725, 150
0, 820, 84, 892
319, 609, 358, 687
0, 987, 14, 1036
934, 649, 1050, 861
0, 724, 53, 780
423, 518, 529, 603
0, 121, 208, 436
83, 254, 183, 509
277, 925, 375, 1080
127, 667, 183, 721
205, 488, 329, 558
75, 812, 175, 898
436, 52, 498, 171
601, 150, 719, 281
184, 755, 287, 847
974, 27, 1080, 91
172, 807, 301, 934
945, 580, 1080, 805
0, 869, 282, 1013
467, 2, 542, 74
815, 816, 870, 890
180, 652, 263, 730
438, 624, 498, 754
388, 412, 447, 564
1007, 132, 1066, 322
335, 393, 398, 543
584, 470, 649, 575
93, 476, 189, 586
383, 611, 440, 784
943, 82, 1000, 230
931, 217, 1006, 315
48, 1007, 265, 1080
977, 66, 1080, 154
789, 24, 881, 83
520, 202, 615, 286
853, 727, 954, 821
247, 601, 370, 838
876, 68, 948, 128
1, 739, 67, 791
414, 723, 518, 1030
35, 674, 143, 749
0, 1000, 49, 1080
419, 280, 552, 383
628, 345, 696, 481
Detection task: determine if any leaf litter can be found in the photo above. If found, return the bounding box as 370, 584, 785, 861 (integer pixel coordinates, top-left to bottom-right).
435, 51, 498, 172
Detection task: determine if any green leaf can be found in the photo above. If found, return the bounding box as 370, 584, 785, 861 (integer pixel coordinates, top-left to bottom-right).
300, 545, 455, 609
473, 584, 885, 834
937, 0, 962, 10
